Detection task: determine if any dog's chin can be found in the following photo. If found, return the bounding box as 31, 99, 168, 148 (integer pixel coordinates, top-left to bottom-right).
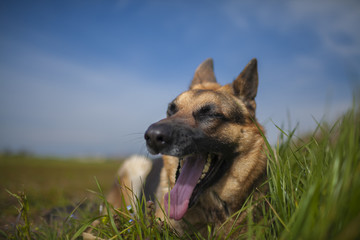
163, 152, 225, 220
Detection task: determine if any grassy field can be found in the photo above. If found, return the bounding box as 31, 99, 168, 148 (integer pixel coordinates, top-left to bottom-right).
1, 105, 359, 239
0, 156, 122, 232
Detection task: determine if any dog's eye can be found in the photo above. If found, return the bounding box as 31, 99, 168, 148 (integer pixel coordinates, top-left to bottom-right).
194, 105, 225, 121
167, 102, 178, 117
198, 105, 213, 115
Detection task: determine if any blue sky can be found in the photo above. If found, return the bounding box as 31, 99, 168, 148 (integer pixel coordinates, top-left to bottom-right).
0, 0, 359, 156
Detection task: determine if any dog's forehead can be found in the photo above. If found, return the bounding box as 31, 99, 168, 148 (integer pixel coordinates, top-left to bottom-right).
174, 89, 245, 113
175, 89, 224, 105
170, 88, 250, 117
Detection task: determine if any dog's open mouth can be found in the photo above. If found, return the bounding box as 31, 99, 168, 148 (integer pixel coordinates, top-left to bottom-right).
164, 153, 224, 220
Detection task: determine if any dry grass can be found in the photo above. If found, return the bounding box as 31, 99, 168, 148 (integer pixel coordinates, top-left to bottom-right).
0, 155, 122, 227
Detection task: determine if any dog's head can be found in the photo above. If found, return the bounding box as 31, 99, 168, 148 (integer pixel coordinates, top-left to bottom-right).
145, 58, 263, 220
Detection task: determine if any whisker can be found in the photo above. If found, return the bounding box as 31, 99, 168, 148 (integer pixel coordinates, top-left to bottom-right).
123, 132, 144, 137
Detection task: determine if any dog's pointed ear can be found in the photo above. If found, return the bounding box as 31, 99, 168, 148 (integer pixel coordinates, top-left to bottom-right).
232, 58, 258, 117
190, 58, 217, 89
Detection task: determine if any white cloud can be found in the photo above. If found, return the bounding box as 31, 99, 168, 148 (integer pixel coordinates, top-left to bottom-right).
287, 0, 360, 57
224, 0, 360, 58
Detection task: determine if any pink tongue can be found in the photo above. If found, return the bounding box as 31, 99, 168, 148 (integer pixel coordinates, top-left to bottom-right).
164, 155, 206, 220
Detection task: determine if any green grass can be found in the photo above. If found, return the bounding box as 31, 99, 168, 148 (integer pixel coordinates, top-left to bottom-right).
1, 105, 359, 239
262, 104, 360, 240
0, 156, 122, 235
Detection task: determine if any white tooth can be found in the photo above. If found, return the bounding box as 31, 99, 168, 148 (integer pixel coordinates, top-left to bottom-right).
197, 155, 213, 184
203, 162, 210, 174
198, 173, 206, 183
202, 154, 212, 174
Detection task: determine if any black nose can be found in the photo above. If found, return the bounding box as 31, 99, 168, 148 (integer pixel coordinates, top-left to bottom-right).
144, 123, 172, 155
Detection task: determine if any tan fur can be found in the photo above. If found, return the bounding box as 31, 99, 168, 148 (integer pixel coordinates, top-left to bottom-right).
156, 76, 267, 236
105, 58, 268, 238
106, 155, 152, 211
154, 155, 178, 219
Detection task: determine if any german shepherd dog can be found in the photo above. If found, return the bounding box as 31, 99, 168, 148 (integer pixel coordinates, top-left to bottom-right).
105, 58, 267, 238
